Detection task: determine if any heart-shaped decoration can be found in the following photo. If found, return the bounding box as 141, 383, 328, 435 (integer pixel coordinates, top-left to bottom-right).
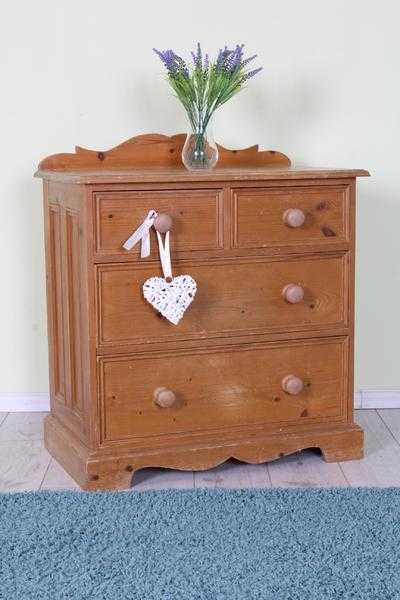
143, 275, 197, 325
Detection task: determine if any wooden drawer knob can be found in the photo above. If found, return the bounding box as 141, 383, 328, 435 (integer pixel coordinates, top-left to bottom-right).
282, 374, 304, 395
282, 283, 304, 304
283, 208, 306, 228
154, 387, 177, 408
154, 213, 173, 233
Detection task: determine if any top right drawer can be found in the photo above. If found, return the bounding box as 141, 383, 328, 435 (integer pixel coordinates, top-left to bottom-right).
231, 185, 350, 250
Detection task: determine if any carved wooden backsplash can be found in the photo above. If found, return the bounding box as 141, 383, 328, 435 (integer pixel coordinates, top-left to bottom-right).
38, 133, 291, 171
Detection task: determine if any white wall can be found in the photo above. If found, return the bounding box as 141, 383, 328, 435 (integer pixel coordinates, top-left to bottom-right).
1, 0, 399, 393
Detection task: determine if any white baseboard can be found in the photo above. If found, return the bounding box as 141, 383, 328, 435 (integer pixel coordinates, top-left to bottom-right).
0, 393, 50, 412
355, 389, 400, 410
1, 390, 400, 412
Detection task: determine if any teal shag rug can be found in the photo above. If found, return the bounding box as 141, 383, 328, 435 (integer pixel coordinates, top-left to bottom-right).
1, 488, 400, 599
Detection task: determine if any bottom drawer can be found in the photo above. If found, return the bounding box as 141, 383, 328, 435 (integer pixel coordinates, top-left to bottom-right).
100, 337, 349, 443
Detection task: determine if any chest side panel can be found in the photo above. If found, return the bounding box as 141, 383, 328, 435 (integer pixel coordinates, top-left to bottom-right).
44, 181, 94, 444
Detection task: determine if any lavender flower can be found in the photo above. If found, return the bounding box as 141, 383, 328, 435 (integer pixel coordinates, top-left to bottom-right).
241, 54, 257, 67
242, 67, 263, 81
153, 43, 262, 135
195, 42, 202, 69
229, 44, 244, 72
190, 43, 204, 70
153, 48, 189, 79
153, 49, 175, 73
216, 46, 232, 71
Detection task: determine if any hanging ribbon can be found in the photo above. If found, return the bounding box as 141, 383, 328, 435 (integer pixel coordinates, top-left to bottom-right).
122, 209, 173, 280
156, 231, 172, 280
122, 209, 158, 257
124, 209, 197, 325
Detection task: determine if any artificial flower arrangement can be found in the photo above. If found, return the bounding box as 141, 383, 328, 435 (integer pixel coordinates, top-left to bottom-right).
154, 43, 262, 170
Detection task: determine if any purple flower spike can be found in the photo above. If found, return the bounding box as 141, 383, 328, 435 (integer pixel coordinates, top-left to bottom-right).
153, 48, 175, 73
229, 45, 244, 72
241, 54, 257, 67
191, 42, 203, 69
243, 66, 263, 81
153, 48, 189, 79
196, 42, 202, 68
216, 45, 232, 71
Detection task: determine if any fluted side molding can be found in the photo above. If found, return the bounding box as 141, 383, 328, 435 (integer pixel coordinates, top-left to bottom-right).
38, 133, 291, 171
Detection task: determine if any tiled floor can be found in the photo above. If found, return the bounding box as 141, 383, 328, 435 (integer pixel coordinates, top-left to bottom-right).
0, 410, 400, 492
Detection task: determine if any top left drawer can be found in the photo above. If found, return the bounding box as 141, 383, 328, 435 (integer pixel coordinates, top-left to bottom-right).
94, 189, 224, 260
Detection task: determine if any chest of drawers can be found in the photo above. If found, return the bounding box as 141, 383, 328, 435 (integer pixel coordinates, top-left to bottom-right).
36, 133, 369, 490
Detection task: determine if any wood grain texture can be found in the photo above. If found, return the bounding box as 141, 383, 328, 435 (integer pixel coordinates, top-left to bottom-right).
92, 180, 355, 265
37, 135, 367, 489
100, 337, 348, 444
95, 188, 223, 258
1, 410, 399, 492
43, 182, 94, 447
36, 166, 370, 185
232, 185, 350, 249
44, 414, 363, 491
35, 135, 368, 183
37, 133, 290, 172
98, 254, 348, 348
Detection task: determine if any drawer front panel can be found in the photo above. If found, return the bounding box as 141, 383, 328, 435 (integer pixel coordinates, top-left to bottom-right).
95, 189, 223, 257
100, 338, 347, 442
98, 255, 347, 346
232, 185, 349, 249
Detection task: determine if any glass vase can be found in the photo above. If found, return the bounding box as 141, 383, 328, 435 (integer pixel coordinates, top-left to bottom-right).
182, 120, 218, 171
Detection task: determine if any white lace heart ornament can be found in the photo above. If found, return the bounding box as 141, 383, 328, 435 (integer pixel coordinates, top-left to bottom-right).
122, 211, 197, 325
143, 274, 197, 325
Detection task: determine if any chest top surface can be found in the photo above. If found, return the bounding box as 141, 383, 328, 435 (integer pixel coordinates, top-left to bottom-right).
35, 133, 369, 184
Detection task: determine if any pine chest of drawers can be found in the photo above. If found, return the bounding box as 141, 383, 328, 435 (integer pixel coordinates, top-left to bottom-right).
36, 133, 369, 490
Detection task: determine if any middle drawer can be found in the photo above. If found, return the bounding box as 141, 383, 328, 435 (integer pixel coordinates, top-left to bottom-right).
97, 254, 348, 347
